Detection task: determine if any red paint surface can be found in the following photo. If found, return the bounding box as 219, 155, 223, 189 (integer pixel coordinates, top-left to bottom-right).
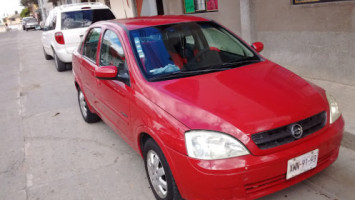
252, 41, 264, 53
94, 66, 118, 79
72, 16, 344, 200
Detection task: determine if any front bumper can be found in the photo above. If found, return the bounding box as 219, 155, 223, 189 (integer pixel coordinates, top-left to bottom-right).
25, 24, 38, 29
166, 117, 344, 200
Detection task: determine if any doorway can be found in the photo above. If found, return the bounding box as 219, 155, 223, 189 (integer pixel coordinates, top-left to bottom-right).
136, 0, 164, 16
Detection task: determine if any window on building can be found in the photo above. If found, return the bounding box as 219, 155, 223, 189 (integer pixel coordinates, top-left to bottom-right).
293, 0, 353, 4
195, 0, 206, 11
183, 0, 218, 13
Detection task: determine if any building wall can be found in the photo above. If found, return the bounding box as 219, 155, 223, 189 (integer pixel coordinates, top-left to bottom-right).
163, 0, 241, 35
5, 16, 21, 25
110, 0, 135, 18
253, 0, 355, 85
42, 0, 54, 17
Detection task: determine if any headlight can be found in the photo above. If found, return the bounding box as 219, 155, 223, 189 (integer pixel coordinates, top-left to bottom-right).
326, 92, 341, 124
185, 130, 249, 160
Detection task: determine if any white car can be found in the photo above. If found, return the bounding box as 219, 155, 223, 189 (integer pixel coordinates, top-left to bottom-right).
42, 3, 115, 71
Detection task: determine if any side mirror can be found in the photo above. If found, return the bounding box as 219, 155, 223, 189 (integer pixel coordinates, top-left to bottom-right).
95, 66, 118, 80
116, 63, 130, 86
252, 42, 264, 53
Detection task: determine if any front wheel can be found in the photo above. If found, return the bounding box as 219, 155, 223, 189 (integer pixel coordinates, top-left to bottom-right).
143, 139, 183, 200
78, 88, 100, 123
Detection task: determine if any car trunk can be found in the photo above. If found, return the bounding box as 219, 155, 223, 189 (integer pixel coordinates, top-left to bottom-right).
62, 28, 87, 55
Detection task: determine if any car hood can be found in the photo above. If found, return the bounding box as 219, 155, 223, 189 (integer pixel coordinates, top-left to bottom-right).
145, 60, 328, 142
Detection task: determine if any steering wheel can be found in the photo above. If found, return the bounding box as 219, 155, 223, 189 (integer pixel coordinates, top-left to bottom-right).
193, 48, 211, 63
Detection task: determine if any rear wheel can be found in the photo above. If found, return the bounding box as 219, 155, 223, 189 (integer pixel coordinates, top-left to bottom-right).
143, 139, 183, 200
78, 88, 100, 123
43, 47, 52, 60
53, 50, 66, 72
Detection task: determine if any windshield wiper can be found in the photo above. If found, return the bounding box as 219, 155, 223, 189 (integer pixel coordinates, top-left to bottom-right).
149, 68, 229, 81
207, 59, 261, 69
149, 59, 261, 82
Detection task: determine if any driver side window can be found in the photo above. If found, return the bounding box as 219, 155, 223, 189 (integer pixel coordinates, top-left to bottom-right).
99, 30, 128, 76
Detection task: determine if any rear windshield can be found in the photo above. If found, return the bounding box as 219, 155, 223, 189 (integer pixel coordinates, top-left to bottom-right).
61, 9, 115, 30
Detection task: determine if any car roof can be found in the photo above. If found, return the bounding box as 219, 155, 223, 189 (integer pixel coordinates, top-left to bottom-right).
55, 2, 110, 12
108, 15, 210, 30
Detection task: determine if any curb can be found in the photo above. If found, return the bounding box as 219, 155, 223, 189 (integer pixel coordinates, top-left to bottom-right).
341, 131, 355, 151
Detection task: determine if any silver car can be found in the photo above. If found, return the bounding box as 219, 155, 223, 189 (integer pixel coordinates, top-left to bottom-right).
22, 17, 39, 31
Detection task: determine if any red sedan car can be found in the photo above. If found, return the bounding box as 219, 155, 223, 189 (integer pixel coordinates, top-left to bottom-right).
72, 16, 344, 200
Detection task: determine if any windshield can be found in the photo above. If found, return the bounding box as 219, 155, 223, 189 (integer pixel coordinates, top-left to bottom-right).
61, 9, 115, 30
24, 18, 37, 23
129, 21, 261, 81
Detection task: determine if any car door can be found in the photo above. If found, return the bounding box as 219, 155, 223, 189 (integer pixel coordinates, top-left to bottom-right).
42, 10, 56, 56
80, 27, 102, 108
96, 28, 132, 138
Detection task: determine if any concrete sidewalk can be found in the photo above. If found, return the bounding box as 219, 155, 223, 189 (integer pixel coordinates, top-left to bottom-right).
306, 77, 355, 149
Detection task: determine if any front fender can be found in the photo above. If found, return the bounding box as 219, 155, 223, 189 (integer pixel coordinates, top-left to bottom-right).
132, 91, 189, 156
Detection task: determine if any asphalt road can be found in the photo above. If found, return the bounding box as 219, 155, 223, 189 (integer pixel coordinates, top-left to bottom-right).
1, 30, 354, 200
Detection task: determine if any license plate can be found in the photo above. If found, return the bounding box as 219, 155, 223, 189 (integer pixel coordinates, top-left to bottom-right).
286, 149, 319, 180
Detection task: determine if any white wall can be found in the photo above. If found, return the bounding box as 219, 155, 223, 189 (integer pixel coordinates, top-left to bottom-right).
141, 0, 157, 16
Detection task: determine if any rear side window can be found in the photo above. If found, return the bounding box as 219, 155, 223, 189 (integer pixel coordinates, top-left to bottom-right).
61, 9, 115, 30
83, 28, 101, 62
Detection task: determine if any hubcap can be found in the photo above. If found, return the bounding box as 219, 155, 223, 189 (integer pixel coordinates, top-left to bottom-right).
79, 91, 88, 118
147, 150, 167, 198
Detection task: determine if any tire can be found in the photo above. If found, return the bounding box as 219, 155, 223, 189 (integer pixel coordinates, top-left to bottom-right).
53, 50, 66, 72
66, 63, 72, 70
143, 139, 183, 200
43, 47, 52, 60
78, 88, 100, 123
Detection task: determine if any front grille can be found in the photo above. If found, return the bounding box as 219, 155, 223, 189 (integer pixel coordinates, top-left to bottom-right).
251, 111, 327, 149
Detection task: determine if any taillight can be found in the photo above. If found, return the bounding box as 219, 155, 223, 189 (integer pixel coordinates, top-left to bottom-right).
55, 32, 65, 45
